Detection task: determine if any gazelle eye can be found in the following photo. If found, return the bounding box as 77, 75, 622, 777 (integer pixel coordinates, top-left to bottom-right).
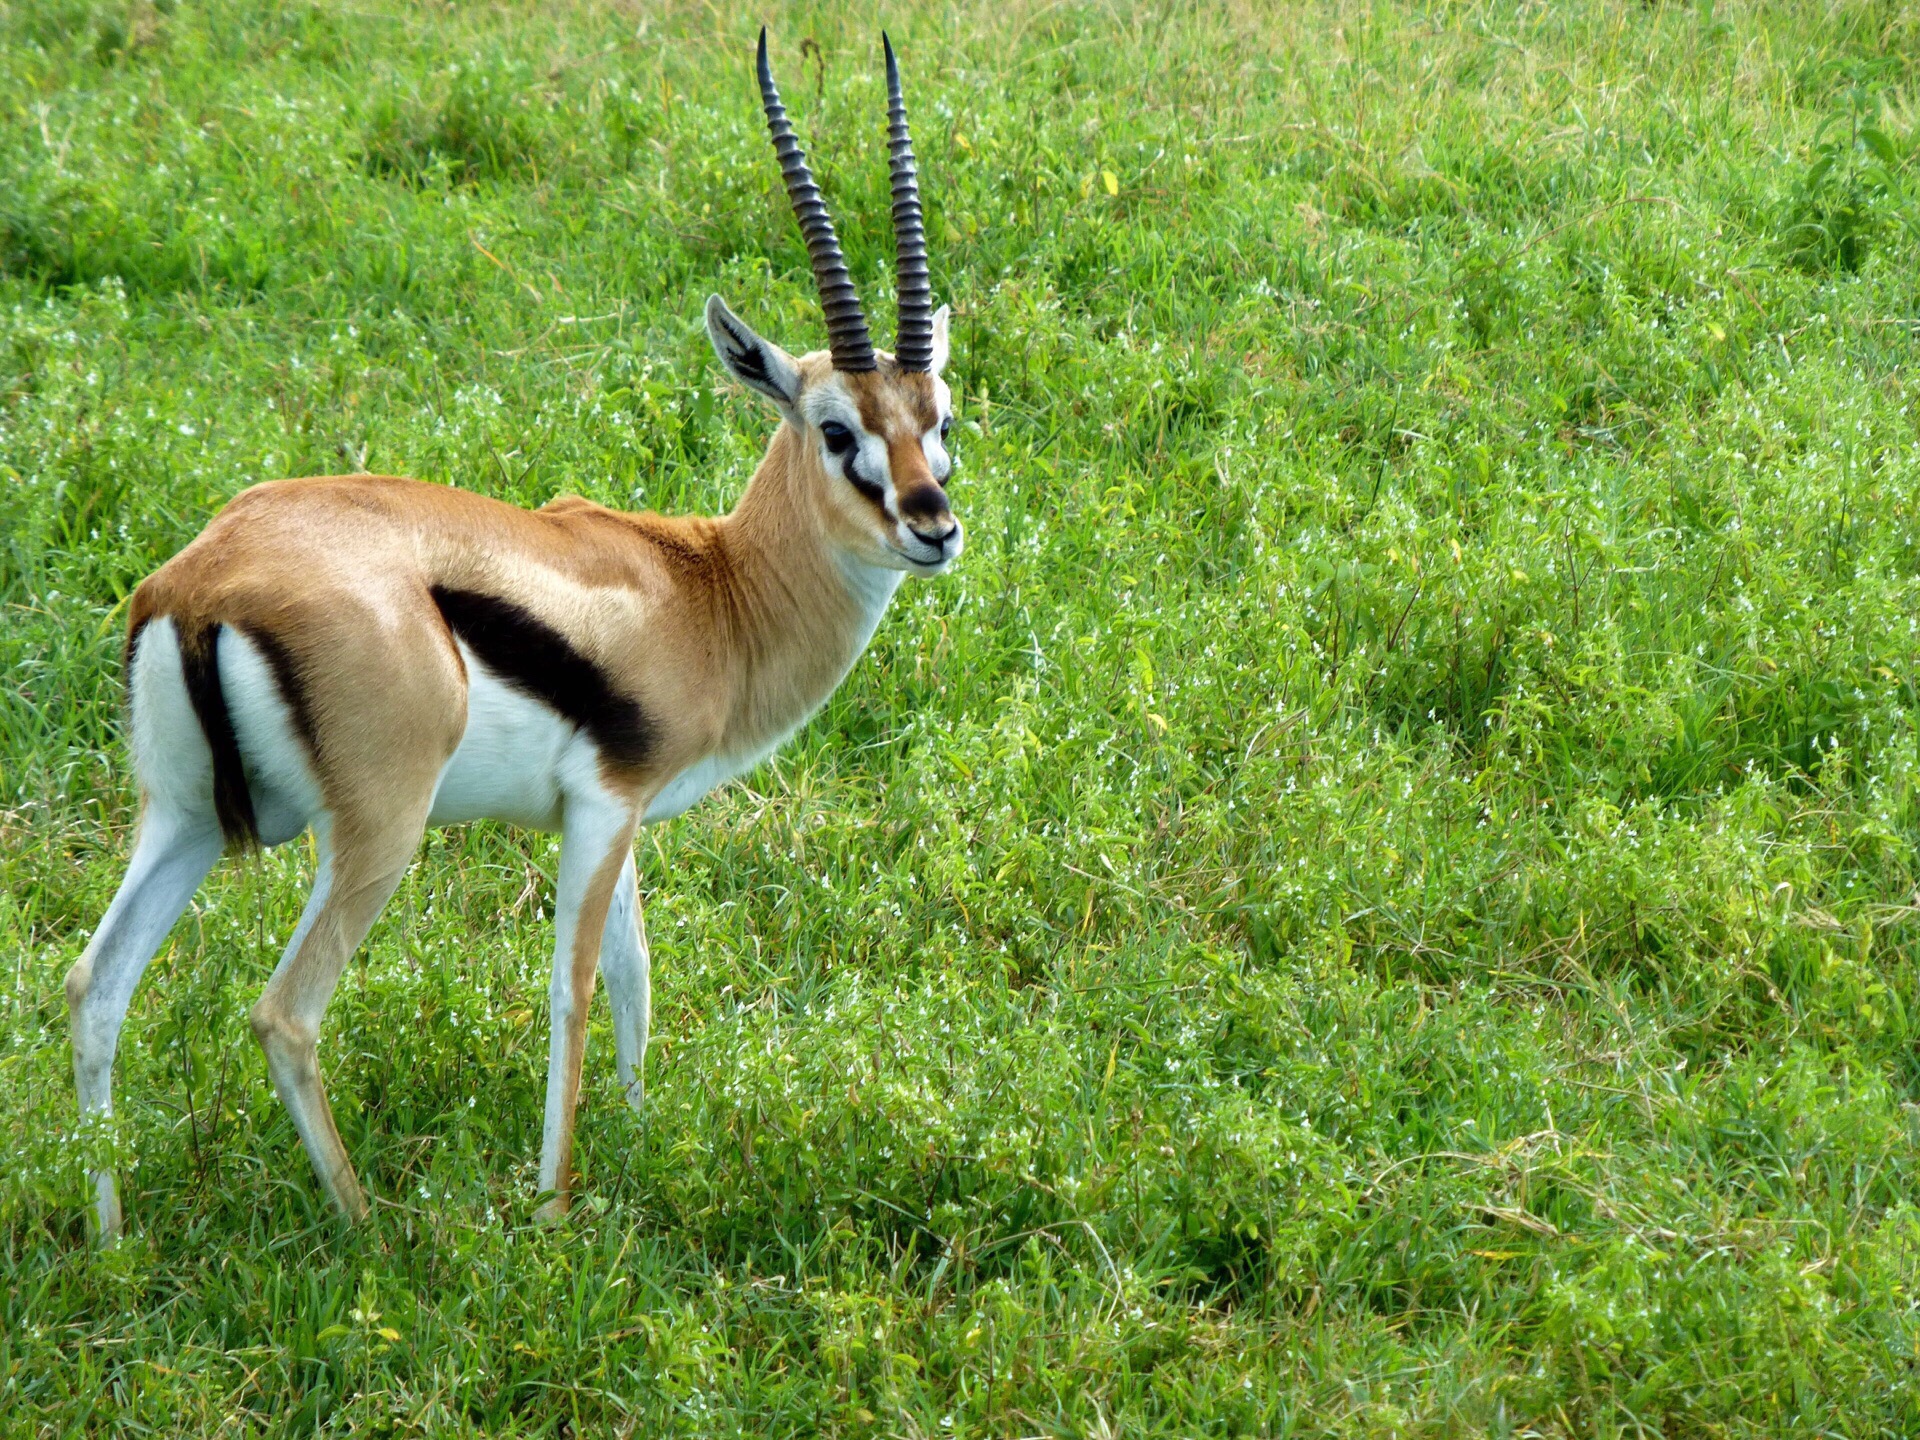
820, 421, 857, 455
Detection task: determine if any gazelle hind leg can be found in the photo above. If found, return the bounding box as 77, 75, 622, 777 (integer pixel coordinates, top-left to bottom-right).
597, 851, 651, 1114
536, 794, 638, 1219
249, 811, 426, 1221
65, 811, 224, 1241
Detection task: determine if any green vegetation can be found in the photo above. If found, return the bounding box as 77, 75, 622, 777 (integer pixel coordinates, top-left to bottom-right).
5, 0, 1920, 1432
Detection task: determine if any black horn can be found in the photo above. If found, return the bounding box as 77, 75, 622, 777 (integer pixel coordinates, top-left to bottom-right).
757, 28, 875, 373
883, 33, 934, 372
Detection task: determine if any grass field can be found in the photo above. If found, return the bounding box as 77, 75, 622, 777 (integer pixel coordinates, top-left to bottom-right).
3, 0, 1920, 1432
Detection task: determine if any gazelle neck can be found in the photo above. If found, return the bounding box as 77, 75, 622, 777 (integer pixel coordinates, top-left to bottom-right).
711, 423, 904, 754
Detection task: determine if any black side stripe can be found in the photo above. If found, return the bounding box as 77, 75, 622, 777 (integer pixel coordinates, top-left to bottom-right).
177, 621, 260, 849
429, 585, 655, 771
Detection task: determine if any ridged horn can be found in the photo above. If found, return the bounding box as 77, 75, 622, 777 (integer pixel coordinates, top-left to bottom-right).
883, 33, 934, 372
757, 28, 875, 373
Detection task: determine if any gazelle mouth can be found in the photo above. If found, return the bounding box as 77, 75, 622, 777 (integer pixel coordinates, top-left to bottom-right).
894, 533, 959, 572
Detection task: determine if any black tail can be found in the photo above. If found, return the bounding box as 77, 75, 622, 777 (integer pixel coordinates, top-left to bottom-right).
177, 621, 259, 849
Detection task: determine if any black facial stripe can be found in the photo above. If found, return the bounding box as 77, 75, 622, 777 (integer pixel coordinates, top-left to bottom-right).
844, 453, 888, 509
430, 585, 655, 771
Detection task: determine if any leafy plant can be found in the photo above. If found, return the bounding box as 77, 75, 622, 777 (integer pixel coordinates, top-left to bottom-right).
1778, 105, 1906, 273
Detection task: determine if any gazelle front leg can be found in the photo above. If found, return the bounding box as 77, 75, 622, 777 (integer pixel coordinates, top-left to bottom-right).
536, 791, 638, 1220
597, 851, 651, 1114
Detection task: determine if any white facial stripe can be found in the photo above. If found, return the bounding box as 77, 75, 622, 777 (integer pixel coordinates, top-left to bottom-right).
804, 391, 901, 517
854, 432, 897, 513
810, 399, 863, 432
924, 375, 953, 481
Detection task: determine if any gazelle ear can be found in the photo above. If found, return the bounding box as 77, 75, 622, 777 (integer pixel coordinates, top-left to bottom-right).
705, 295, 801, 414
929, 304, 951, 376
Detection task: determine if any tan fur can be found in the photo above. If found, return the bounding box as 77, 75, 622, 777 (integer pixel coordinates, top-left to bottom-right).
95, 342, 956, 1226
130, 383, 924, 809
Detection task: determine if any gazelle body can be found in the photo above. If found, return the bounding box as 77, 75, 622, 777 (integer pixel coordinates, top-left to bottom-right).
65, 32, 957, 1240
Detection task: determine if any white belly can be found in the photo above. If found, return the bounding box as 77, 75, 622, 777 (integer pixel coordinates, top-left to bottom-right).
430, 638, 806, 831
431, 649, 778, 831
429, 649, 589, 830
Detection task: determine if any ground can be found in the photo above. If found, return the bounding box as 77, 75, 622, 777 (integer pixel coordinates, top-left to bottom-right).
3, 0, 1920, 1434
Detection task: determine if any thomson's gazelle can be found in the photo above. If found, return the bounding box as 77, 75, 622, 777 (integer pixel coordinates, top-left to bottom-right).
65, 32, 959, 1241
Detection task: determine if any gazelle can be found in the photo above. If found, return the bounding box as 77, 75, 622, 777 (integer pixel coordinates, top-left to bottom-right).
64, 32, 960, 1241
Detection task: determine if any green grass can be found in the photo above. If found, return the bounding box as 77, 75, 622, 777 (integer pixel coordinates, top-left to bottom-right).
3, 0, 1920, 1432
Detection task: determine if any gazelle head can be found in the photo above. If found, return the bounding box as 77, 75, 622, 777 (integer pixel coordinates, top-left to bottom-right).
707, 31, 962, 577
